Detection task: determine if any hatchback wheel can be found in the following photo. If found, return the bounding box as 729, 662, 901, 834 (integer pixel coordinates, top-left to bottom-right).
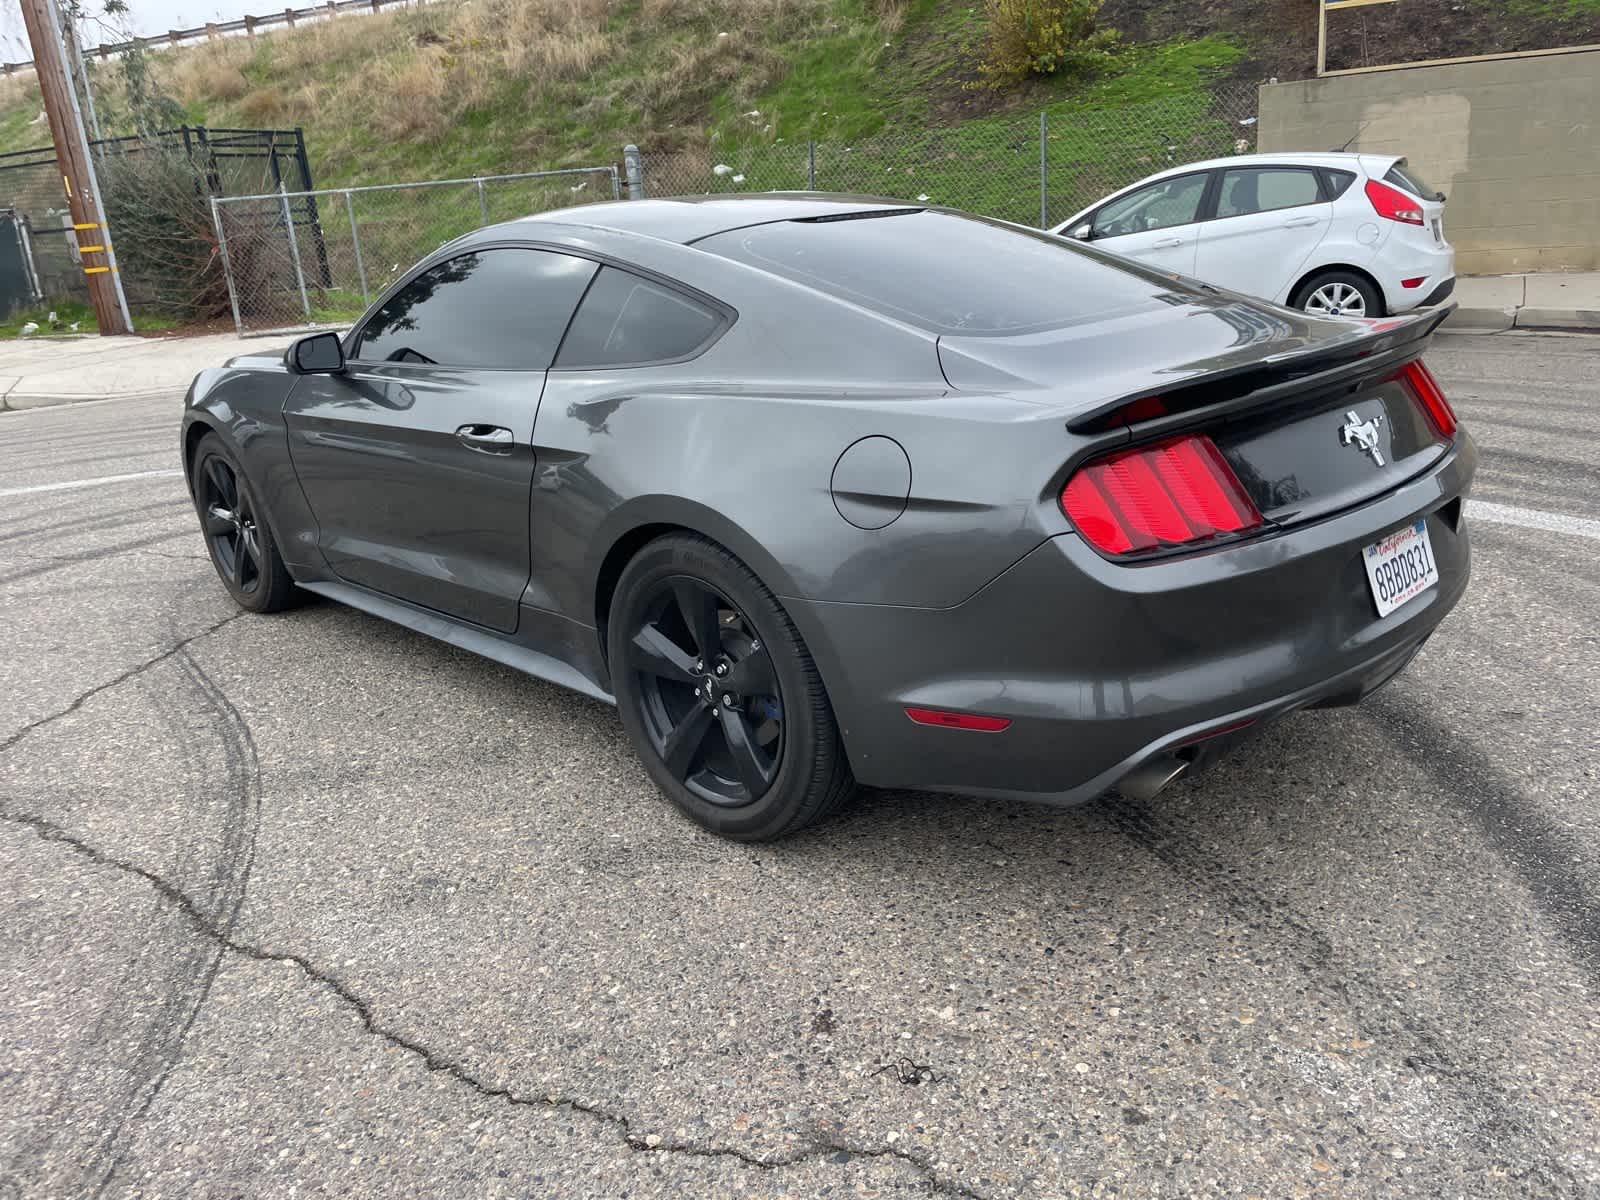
609, 534, 855, 841
1293, 270, 1383, 319
192, 432, 297, 613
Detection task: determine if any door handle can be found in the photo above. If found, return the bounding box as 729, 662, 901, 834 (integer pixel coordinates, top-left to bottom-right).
1153, 236, 1185, 248
1283, 216, 1321, 228
455, 424, 514, 454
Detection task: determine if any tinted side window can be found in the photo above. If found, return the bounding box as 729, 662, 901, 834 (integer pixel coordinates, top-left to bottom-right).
1321, 168, 1357, 199
1093, 174, 1208, 237
555, 267, 725, 368
354, 249, 597, 369
1216, 168, 1321, 218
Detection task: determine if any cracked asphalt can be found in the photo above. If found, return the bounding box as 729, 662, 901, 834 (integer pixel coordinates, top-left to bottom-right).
1, 332, 1598, 1200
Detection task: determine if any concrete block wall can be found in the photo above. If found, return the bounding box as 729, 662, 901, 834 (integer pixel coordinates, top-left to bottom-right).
1258, 49, 1600, 276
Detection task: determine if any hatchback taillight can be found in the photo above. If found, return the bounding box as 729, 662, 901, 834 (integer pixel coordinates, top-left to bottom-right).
1365, 179, 1425, 226
1060, 434, 1263, 556
1397, 359, 1457, 438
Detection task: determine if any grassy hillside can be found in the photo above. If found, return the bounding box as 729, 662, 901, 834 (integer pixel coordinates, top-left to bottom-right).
2, 0, 1595, 190
0, 0, 1248, 189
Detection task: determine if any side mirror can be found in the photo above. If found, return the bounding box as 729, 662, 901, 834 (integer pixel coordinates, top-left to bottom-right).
287, 331, 345, 375
1068, 222, 1094, 241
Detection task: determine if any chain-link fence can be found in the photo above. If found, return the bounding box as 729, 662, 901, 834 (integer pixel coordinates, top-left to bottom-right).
0, 127, 313, 317
636, 82, 1260, 228
212, 166, 620, 333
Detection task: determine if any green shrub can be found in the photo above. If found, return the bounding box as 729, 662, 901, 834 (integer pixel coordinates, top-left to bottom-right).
979, 0, 1119, 87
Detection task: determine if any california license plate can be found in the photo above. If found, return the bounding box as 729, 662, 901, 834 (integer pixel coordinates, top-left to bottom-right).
1363, 519, 1439, 617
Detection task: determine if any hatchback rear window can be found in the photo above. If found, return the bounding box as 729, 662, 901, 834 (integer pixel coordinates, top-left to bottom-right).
1384, 162, 1436, 200
696, 210, 1183, 336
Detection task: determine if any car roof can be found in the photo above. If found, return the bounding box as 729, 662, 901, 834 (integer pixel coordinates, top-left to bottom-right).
500, 194, 924, 246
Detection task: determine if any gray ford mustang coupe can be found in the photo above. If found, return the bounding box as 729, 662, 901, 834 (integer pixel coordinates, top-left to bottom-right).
181, 196, 1473, 841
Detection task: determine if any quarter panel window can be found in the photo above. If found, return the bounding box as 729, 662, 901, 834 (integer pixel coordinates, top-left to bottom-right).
555, 267, 726, 368
1216, 168, 1322, 218
1093, 174, 1208, 238
353, 249, 597, 369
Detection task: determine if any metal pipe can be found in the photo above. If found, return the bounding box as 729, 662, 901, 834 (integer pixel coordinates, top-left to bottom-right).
1039, 111, 1048, 228
279, 180, 310, 319
211, 195, 244, 335
344, 188, 367, 304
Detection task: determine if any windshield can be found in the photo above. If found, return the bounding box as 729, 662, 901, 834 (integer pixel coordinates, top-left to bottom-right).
697, 210, 1190, 336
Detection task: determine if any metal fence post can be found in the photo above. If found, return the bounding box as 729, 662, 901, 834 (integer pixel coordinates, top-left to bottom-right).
807, 140, 816, 190
475, 177, 488, 225
210, 196, 244, 336
1039, 111, 1047, 229
344, 188, 368, 305
623, 144, 644, 199
278, 181, 311, 319
609, 165, 621, 201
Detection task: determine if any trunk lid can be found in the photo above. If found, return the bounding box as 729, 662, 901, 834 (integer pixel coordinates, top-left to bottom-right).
938, 297, 1455, 534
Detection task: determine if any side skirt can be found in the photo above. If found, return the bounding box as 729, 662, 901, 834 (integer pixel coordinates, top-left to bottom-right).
298, 580, 616, 706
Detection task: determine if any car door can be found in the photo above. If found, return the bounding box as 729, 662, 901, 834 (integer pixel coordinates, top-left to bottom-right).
1081, 172, 1210, 275
1193, 166, 1332, 303
283, 246, 598, 633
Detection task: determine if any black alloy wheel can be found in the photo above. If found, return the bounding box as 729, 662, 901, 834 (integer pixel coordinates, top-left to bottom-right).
608, 534, 855, 841
626, 577, 784, 807
191, 432, 297, 613
199, 453, 263, 596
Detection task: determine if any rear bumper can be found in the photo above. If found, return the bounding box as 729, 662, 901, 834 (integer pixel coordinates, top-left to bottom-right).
1377, 235, 1455, 313
789, 435, 1476, 805
1419, 277, 1456, 307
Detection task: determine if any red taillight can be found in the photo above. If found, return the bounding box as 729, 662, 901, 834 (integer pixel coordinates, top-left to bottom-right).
905, 707, 1011, 732
1401, 276, 1426, 289
1060, 434, 1263, 557
1365, 179, 1425, 225
1397, 359, 1457, 438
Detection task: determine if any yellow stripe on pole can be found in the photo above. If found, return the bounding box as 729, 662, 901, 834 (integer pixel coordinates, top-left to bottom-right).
84, 265, 110, 274
79, 244, 105, 252
1324, 0, 1399, 7
62, 174, 71, 199
72, 222, 103, 230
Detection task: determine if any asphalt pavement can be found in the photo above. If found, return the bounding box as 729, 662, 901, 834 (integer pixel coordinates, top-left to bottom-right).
1, 332, 1598, 1200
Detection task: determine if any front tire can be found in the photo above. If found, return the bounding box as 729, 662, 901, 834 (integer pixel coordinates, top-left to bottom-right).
1292, 270, 1384, 318
191, 432, 297, 613
608, 534, 855, 841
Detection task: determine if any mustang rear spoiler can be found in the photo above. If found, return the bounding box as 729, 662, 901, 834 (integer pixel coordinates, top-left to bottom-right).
1065, 302, 1456, 436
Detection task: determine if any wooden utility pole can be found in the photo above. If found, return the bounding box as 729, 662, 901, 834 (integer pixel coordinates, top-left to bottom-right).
15, 0, 132, 333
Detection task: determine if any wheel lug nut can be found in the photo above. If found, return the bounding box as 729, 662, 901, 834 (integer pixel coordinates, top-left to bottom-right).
715, 663, 727, 676
721, 695, 734, 708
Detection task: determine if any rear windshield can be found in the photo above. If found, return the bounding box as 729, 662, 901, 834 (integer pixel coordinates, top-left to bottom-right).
1384, 162, 1435, 200
696, 210, 1182, 336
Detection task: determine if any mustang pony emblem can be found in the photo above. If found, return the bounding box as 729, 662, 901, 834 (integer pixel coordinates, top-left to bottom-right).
1339, 410, 1386, 467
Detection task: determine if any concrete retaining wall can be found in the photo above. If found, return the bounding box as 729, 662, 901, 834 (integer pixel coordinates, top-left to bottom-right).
1258, 49, 1600, 275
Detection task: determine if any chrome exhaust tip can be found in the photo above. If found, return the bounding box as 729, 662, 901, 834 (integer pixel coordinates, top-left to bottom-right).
1117, 756, 1191, 803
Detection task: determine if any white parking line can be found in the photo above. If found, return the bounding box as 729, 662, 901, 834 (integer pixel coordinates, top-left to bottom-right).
1469, 500, 1600, 542
0, 468, 184, 498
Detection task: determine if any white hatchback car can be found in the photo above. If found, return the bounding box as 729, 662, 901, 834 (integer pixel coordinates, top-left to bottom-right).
1051, 152, 1454, 318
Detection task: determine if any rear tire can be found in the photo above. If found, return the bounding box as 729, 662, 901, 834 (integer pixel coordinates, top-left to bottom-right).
608, 533, 856, 841
1292, 270, 1384, 318
191, 432, 298, 614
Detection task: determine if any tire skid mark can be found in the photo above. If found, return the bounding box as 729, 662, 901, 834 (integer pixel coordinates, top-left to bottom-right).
0, 530, 200, 587
0, 813, 988, 1200
0, 498, 189, 545
0, 644, 260, 1199
1095, 793, 1586, 1198
1365, 695, 1600, 991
